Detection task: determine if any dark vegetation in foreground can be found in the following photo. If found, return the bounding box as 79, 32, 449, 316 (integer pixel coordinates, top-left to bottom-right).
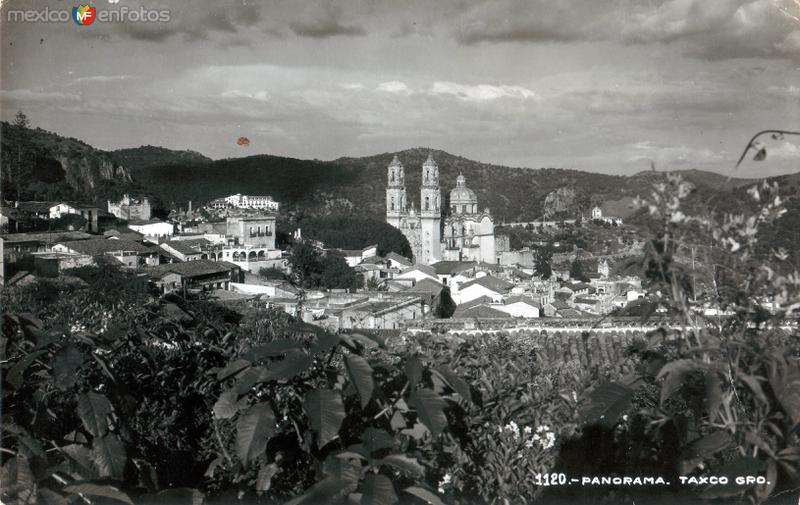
3, 175, 800, 505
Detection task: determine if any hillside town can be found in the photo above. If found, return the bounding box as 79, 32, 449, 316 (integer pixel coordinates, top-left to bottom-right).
0, 154, 650, 333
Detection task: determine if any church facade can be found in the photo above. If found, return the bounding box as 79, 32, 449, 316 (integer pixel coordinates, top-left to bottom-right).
385, 154, 495, 264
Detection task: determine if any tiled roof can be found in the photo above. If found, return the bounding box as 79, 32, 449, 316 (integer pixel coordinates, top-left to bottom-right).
1, 231, 92, 244
161, 241, 204, 256
503, 295, 541, 308
401, 264, 437, 278
575, 297, 599, 305
58, 239, 152, 255
459, 275, 514, 293
454, 304, 511, 319
404, 277, 443, 295
129, 218, 169, 226
16, 201, 57, 214
431, 260, 476, 275
455, 295, 494, 310
104, 228, 145, 241
148, 259, 238, 278
386, 252, 412, 266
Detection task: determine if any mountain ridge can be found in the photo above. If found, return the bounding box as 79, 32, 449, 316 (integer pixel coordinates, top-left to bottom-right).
3, 126, 798, 222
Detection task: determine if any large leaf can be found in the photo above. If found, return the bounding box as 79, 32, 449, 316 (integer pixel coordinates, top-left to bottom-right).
91, 434, 127, 479
345, 354, 375, 408
310, 331, 340, 355
216, 359, 251, 381
285, 477, 354, 505
378, 454, 424, 476
258, 350, 313, 382
243, 339, 303, 361
6, 350, 47, 389
361, 474, 398, 505
236, 402, 275, 467
405, 356, 423, 390
579, 382, 633, 428
768, 355, 800, 425
434, 367, 471, 404
657, 359, 703, 407
304, 389, 346, 448
361, 427, 395, 454
256, 463, 280, 493
235, 366, 267, 394
77, 392, 112, 438
682, 431, 732, 460
63, 483, 133, 505
213, 390, 239, 419
411, 389, 448, 437
403, 486, 445, 505
53, 344, 85, 390
140, 488, 205, 505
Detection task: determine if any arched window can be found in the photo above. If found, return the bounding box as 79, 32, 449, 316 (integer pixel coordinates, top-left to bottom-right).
390, 171, 395, 182
391, 197, 395, 211
425, 197, 430, 210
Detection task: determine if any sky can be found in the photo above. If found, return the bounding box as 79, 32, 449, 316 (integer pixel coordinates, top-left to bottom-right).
1, 0, 799, 176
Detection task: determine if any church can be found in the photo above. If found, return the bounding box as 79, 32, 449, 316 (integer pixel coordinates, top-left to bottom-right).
385, 154, 495, 264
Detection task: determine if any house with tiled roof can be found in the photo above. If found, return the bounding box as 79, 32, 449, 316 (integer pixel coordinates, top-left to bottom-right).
147, 259, 241, 293
495, 295, 541, 318
453, 303, 511, 319
52, 238, 159, 268
396, 264, 439, 284
160, 240, 204, 262
403, 277, 444, 313
455, 275, 514, 304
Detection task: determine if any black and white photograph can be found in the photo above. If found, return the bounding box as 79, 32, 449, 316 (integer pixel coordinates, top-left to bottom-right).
1, 1, 799, 504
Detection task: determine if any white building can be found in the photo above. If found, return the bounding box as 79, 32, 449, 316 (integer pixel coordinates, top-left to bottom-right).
221, 193, 280, 211
128, 219, 174, 240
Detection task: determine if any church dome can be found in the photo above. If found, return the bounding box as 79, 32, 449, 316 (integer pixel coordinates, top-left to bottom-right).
449, 172, 477, 205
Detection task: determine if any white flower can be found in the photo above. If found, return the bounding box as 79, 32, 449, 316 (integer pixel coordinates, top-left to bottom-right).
525, 439, 534, 448
523, 426, 533, 435
438, 473, 452, 493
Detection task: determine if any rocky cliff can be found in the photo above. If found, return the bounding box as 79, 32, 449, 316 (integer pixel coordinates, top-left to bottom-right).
1, 122, 132, 201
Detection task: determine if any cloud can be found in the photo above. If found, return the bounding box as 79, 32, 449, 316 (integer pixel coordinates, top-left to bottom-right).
377, 81, 413, 94
627, 140, 727, 166
0, 89, 81, 102
452, 0, 800, 61
220, 89, 271, 102
454, 0, 618, 44
289, 3, 366, 38
341, 83, 366, 90
429, 81, 539, 102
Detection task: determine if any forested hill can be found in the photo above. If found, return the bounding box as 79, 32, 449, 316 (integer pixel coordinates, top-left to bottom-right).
4, 123, 798, 224
130, 146, 785, 222
110, 145, 212, 171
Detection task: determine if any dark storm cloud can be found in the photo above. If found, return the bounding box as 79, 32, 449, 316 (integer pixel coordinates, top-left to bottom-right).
453, 0, 800, 61
288, 4, 366, 38
111, 0, 263, 42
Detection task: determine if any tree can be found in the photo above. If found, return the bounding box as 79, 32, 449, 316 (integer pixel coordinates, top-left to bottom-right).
435, 286, 456, 318
318, 254, 357, 290
13, 110, 30, 129
534, 244, 553, 280
569, 259, 587, 282
288, 240, 323, 288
